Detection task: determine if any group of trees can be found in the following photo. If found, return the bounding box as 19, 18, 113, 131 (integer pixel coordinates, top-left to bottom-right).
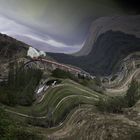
125, 79, 140, 107
52, 68, 91, 85
96, 96, 125, 113
52, 68, 76, 79
0, 61, 43, 106
96, 79, 140, 113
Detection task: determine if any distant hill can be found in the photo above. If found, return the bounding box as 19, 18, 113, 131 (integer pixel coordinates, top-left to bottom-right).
0, 33, 30, 78
47, 16, 140, 76
0, 33, 28, 59
47, 30, 140, 76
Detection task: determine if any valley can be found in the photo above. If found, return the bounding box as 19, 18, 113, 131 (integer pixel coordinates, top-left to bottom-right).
0, 15, 140, 140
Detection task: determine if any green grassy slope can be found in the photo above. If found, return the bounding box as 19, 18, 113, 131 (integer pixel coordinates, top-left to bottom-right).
2, 79, 102, 126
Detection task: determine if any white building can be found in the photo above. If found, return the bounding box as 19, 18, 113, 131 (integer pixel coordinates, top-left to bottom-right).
39, 51, 46, 57
27, 47, 40, 58
27, 47, 46, 58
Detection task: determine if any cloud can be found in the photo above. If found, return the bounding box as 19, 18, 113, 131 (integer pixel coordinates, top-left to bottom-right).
0, 14, 83, 53
0, 0, 126, 45
0, 14, 31, 35
0, 0, 133, 53
23, 34, 83, 49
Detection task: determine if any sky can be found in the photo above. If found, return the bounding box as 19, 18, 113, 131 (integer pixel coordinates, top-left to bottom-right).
0, 0, 139, 53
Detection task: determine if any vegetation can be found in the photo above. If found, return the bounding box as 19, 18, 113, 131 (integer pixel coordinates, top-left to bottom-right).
5, 79, 100, 128
47, 31, 140, 75
46, 79, 61, 86
131, 131, 140, 140
52, 68, 93, 87
27, 85, 99, 127
96, 79, 140, 113
0, 108, 42, 140
52, 68, 76, 79
0, 61, 43, 106
52, 68, 104, 94
0, 33, 27, 59
1, 32, 140, 140
96, 96, 126, 113
94, 76, 102, 86
125, 79, 140, 107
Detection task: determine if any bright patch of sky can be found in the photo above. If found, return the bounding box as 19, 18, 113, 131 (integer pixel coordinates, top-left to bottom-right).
0, 14, 83, 53
0, 0, 136, 53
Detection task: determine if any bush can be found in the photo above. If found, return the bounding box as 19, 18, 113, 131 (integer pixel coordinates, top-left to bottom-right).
96, 80, 140, 113
131, 131, 140, 140
125, 79, 140, 107
52, 68, 91, 87
96, 96, 126, 113
52, 68, 75, 79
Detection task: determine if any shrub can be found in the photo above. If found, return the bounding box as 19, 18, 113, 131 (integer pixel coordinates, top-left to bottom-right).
52, 68, 75, 79
125, 79, 140, 107
96, 80, 140, 113
96, 96, 126, 113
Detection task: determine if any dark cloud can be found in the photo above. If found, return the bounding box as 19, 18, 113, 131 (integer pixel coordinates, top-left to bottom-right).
0, 0, 139, 53
115, 0, 140, 14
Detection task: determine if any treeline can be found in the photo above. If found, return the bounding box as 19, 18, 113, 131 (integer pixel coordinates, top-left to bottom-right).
0, 61, 42, 106
52, 68, 91, 85
96, 79, 140, 113
52, 68, 76, 79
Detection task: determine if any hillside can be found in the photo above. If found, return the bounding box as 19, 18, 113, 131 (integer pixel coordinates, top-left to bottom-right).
0, 32, 140, 140
1, 77, 140, 140
0, 33, 28, 59
0, 33, 30, 78
47, 30, 140, 76
75, 15, 140, 56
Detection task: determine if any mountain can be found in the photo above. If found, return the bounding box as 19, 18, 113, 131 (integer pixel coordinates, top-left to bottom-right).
75, 15, 140, 56
47, 16, 140, 76
0, 33, 29, 78
0, 33, 28, 59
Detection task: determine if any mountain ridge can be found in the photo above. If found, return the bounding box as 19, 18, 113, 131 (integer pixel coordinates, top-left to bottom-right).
75, 15, 140, 56
0, 33, 28, 59
47, 30, 140, 76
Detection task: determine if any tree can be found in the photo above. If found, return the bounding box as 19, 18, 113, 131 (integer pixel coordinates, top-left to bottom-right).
96, 96, 126, 113
8, 61, 15, 87
125, 79, 140, 107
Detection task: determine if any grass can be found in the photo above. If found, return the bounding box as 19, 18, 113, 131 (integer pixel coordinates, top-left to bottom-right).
2, 78, 102, 127
2, 78, 139, 139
